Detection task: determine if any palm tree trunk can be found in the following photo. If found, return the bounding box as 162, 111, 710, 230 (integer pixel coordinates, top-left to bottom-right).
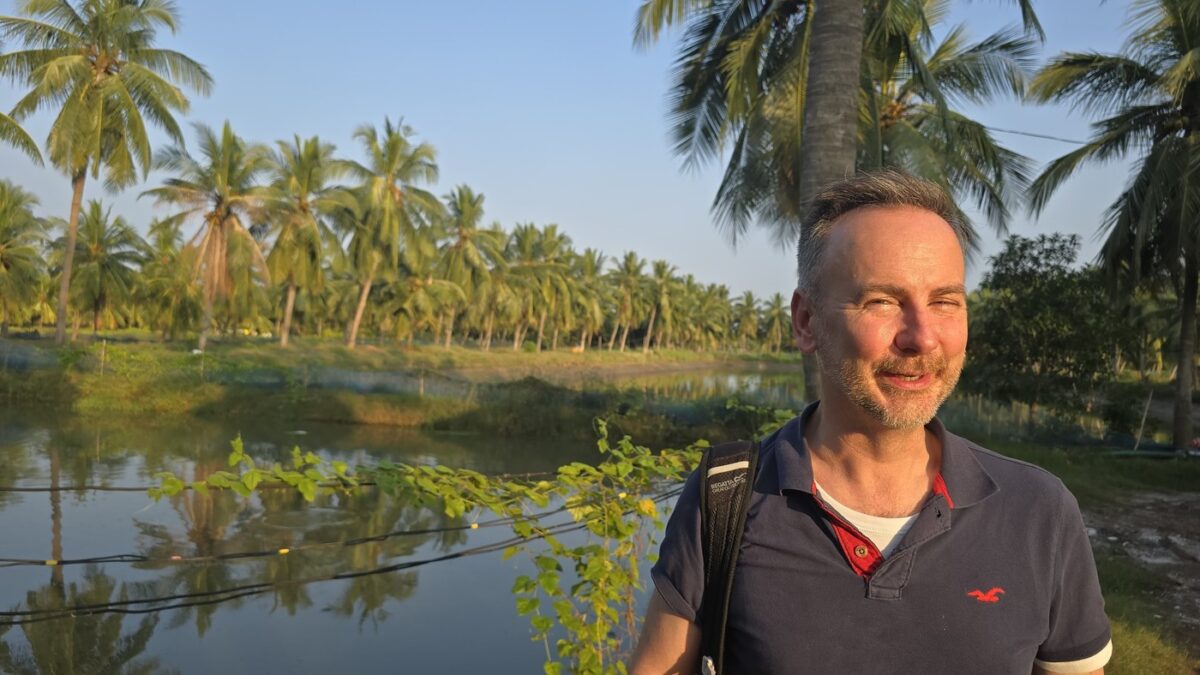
535, 309, 547, 352
197, 292, 214, 351
92, 299, 100, 334
551, 325, 560, 351
797, 0, 864, 402
346, 271, 375, 350
444, 309, 455, 349
49, 445, 63, 589
642, 305, 657, 354
1173, 251, 1198, 448
578, 330, 587, 352
607, 321, 620, 351
280, 280, 298, 347
619, 323, 631, 352
55, 170, 87, 345
483, 311, 494, 351
512, 320, 524, 351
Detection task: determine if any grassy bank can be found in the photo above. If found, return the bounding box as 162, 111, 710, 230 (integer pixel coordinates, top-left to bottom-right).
1, 338, 787, 446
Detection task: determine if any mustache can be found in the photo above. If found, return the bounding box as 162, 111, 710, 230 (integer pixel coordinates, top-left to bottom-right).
873, 355, 950, 375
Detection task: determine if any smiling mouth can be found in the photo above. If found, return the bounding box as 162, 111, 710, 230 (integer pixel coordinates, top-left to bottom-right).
879, 371, 936, 387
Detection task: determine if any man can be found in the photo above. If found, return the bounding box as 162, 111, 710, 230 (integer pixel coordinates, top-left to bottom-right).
630, 171, 1112, 674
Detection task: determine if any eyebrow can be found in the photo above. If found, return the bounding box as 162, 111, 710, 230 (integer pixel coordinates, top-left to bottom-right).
858, 283, 967, 298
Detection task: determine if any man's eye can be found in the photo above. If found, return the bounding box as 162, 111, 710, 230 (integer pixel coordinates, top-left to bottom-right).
866, 298, 893, 307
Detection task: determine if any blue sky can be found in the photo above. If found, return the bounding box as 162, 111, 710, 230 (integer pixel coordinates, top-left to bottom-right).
0, 0, 1135, 298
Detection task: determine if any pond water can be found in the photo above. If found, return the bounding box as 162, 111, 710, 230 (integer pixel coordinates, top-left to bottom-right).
0, 367, 1113, 674
0, 416, 623, 673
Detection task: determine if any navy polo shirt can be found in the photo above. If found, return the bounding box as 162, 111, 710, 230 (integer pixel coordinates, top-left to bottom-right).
651, 404, 1111, 674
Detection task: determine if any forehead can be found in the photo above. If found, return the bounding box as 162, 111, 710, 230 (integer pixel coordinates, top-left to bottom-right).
820, 205, 965, 291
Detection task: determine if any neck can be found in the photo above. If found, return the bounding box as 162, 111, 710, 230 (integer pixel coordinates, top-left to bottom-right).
804, 399, 941, 517
809, 403, 929, 462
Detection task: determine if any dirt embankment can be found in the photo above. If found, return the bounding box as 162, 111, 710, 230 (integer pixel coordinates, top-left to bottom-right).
1086, 491, 1200, 649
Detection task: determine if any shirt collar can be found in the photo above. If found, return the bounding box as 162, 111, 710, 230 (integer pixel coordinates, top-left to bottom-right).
764, 401, 998, 508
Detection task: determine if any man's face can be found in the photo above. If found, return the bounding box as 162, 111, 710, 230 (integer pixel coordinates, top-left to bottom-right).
792, 205, 968, 430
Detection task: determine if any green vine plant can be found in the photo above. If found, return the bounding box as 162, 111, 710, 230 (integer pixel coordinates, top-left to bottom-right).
145, 414, 770, 674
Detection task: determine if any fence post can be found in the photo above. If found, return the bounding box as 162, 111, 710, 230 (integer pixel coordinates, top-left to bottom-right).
1133, 388, 1154, 452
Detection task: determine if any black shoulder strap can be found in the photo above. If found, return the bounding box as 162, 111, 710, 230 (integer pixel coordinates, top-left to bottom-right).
698, 438, 760, 675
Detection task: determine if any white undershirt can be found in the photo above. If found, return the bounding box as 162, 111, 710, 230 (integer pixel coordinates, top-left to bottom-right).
813, 481, 918, 558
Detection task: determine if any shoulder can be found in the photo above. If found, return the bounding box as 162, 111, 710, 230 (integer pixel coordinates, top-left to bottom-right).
948, 430, 1081, 515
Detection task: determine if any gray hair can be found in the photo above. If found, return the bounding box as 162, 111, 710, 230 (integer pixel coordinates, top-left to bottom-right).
796, 170, 971, 295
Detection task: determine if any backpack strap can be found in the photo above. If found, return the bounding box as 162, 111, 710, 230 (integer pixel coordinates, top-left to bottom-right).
698, 439, 760, 675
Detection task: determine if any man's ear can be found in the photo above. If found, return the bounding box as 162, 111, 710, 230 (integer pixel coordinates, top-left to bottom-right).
791, 289, 818, 354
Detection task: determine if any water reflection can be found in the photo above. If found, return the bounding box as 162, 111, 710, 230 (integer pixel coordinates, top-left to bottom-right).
0, 410, 582, 673
0, 566, 170, 675
580, 368, 806, 409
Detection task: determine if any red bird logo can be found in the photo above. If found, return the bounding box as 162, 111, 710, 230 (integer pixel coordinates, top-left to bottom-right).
967, 587, 1005, 603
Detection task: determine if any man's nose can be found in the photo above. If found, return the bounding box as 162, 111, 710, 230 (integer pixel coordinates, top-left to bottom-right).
894, 306, 938, 354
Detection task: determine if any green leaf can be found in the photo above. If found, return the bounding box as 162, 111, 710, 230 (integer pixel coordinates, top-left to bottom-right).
543, 662, 562, 675
511, 575, 536, 594
537, 571, 560, 595
531, 615, 553, 635
298, 479, 317, 502
243, 471, 261, 491
502, 546, 521, 561
515, 597, 539, 615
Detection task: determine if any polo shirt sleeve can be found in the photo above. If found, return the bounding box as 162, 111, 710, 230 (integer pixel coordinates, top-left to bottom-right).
1035, 486, 1112, 670
650, 467, 704, 623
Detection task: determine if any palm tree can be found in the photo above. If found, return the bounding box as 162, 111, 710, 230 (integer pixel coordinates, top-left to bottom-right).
608, 251, 647, 352
533, 225, 572, 351
437, 186, 504, 347
60, 200, 145, 333
732, 290, 760, 351
859, 15, 1036, 235
506, 223, 567, 351
1027, 0, 1200, 448
0, 0, 213, 345
142, 121, 272, 351
635, 0, 1040, 397
138, 218, 201, 341
341, 117, 442, 349
762, 292, 789, 353
0, 180, 47, 335
266, 135, 351, 347
475, 226, 520, 351
0, 112, 40, 164
570, 248, 607, 351
643, 260, 677, 354
384, 231, 465, 347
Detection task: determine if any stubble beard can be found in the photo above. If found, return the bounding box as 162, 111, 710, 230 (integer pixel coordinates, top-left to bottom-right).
814, 326, 964, 430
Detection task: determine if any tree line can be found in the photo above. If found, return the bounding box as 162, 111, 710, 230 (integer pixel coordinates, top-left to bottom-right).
0, 157, 793, 353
